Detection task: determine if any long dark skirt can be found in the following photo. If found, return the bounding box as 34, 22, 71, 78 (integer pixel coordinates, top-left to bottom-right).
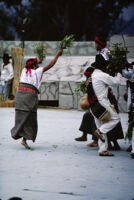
11, 89, 38, 142
107, 122, 124, 141
79, 111, 124, 141
79, 111, 97, 140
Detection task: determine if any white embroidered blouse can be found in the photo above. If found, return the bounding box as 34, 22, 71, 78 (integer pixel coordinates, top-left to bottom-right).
20, 67, 44, 89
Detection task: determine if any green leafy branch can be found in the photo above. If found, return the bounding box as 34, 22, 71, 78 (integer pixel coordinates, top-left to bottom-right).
33, 43, 48, 60
74, 81, 86, 95
106, 43, 129, 76
125, 111, 133, 141
125, 121, 133, 141
60, 34, 75, 49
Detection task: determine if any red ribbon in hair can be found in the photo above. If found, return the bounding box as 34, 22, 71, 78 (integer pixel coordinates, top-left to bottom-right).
84, 71, 92, 76
94, 37, 106, 47
25, 58, 38, 77
25, 58, 38, 68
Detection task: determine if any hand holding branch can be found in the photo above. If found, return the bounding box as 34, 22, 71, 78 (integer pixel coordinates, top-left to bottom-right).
43, 49, 63, 72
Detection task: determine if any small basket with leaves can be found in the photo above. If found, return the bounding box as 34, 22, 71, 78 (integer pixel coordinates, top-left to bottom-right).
60, 34, 75, 49
75, 81, 90, 110
106, 43, 129, 76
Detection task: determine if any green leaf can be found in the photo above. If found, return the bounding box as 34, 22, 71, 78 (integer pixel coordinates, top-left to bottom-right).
33, 43, 48, 60
125, 121, 133, 141
106, 43, 129, 76
74, 81, 86, 94
60, 34, 75, 49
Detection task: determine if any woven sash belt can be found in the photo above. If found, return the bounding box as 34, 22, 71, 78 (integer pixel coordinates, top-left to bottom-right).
18, 86, 37, 93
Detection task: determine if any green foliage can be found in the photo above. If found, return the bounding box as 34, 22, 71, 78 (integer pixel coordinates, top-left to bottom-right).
106, 43, 129, 76
125, 111, 133, 141
74, 81, 86, 95
33, 43, 47, 60
60, 34, 75, 49
125, 121, 133, 141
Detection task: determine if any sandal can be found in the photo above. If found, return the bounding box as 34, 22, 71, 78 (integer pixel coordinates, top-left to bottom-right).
94, 129, 105, 142
75, 136, 87, 142
99, 151, 114, 156
87, 141, 98, 147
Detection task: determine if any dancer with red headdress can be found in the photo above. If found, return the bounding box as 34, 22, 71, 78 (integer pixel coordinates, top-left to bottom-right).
75, 36, 124, 153
11, 49, 63, 149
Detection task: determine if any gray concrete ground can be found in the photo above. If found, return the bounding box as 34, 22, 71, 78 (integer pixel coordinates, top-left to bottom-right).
0, 108, 134, 200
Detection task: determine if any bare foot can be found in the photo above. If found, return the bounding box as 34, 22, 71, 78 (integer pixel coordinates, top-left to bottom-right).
21, 140, 31, 149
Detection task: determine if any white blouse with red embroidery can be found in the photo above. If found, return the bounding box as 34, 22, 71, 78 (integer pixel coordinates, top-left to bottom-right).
20, 67, 44, 89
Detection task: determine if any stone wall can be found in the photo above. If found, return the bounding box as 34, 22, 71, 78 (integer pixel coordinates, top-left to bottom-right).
0, 34, 134, 111
38, 81, 127, 112
38, 82, 59, 101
